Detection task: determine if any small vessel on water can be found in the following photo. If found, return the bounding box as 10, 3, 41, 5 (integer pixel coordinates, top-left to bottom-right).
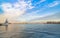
0, 19, 8, 26
3, 19, 8, 26
0, 19, 8, 30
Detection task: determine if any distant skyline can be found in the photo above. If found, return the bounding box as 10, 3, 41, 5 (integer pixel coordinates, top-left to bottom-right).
0, 0, 60, 22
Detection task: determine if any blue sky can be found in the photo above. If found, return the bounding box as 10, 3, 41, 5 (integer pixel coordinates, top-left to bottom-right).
0, 0, 60, 22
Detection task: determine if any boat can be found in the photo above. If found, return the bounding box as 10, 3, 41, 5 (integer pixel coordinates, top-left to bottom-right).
0, 19, 8, 26
3, 19, 8, 26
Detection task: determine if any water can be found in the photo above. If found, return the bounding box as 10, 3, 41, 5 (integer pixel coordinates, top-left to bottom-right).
0, 24, 60, 38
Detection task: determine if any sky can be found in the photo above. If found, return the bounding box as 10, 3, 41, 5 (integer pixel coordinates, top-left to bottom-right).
0, 0, 60, 22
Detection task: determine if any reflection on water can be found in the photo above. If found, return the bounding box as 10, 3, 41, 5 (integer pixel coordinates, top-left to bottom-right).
0, 24, 60, 38
0, 24, 25, 38
5, 26, 8, 31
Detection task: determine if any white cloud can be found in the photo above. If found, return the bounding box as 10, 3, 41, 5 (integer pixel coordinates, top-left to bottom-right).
34, 0, 46, 6
14, 5, 48, 22
1, 0, 58, 22
1, 0, 34, 20
48, 1, 59, 7
40, 0, 46, 3
1, 3, 25, 19
15, 10, 56, 22
16, 13, 55, 22
13, 0, 60, 22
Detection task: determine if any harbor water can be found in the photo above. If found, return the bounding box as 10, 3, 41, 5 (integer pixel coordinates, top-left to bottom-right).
0, 24, 60, 38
